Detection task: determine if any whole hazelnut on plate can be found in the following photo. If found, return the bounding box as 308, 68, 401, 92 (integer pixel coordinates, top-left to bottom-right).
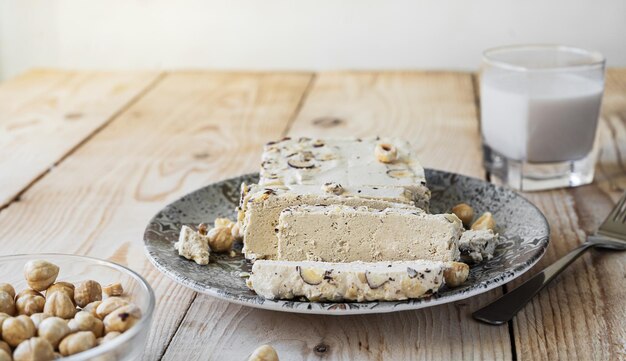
43, 292, 76, 319
208, 227, 234, 252
443, 262, 470, 287
103, 304, 141, 333
451, 203, 474, 228
59, 331, 96, 356
0, 291, 16, 316
13, 337, 55, 361
74, 280, 102, 308
24, 260, 59, 291
214, 218, 235, 229
38, 317, 71, 349
471, 212, 496, 231
2, 315, 36, 347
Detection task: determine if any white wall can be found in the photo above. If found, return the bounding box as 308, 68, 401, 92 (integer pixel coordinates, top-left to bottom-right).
1, 0, 625, 80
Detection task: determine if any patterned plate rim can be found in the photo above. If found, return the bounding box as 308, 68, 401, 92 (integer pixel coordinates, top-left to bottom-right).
143, 170, 550, 315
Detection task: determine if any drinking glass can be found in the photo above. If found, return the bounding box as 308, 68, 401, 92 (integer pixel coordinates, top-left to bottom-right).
481, 45, 605, 191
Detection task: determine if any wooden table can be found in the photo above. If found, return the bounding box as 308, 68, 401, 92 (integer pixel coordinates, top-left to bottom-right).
0, 69, 624, 360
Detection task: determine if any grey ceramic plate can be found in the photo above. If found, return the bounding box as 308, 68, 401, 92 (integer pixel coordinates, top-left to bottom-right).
144, 170, 549, 315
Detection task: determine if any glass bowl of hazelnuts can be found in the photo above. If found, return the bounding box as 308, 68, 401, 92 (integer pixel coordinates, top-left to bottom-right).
0, 253, 155, 360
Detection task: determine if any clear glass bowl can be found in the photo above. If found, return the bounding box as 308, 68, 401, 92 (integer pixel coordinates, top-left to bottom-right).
0, 254, 155, 360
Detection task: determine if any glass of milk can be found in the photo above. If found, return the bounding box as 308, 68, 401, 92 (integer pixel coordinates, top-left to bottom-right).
481, 45, 605, 191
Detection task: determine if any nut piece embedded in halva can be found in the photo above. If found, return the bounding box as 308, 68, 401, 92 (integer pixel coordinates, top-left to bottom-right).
297, 267, 324, 285
375, 143, 398, 163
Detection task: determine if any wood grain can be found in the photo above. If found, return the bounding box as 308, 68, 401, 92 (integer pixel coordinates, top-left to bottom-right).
290, 72, 484, 177
2, 69, 623, 360
0, 69, 161, 208
510, 69, 626, 360
0, 72, 312, 360
162, 72, 512, 361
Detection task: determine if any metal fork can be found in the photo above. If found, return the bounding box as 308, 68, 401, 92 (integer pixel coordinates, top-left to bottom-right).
473, 192, 626, 325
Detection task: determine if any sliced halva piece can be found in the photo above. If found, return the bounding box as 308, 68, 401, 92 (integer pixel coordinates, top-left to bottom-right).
247, 260, 469, 302
238, 183, 416, 261
458, 229, 499, 263
259, 137, 430, 210
174, 226, 210, 265
277, 204, 463, 263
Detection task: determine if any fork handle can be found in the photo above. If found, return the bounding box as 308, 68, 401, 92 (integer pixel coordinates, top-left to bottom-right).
473, 242, 595, 325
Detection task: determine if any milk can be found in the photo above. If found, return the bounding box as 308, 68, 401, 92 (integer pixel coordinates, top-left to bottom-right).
481, 73, 603, 163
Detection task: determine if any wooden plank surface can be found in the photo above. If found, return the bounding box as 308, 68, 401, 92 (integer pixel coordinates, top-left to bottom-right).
0, 69, 624, 360
0, 72, 313, 360
162, 72, 512, 361
510, 69, 626, 360
0, 69, 161, 208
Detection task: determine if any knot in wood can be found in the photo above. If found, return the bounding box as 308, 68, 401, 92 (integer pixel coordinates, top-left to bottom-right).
312, 117, 343, 128
314, 343, 329, 354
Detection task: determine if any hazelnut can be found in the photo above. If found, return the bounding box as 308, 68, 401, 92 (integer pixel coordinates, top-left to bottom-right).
30, 313, 51, 328
248, 344, 279, 361
46, 282, 75, 304
231, 223, 243, 242
74, 280, 102, 308
471, 212, 496, 231
2, 315, 36, 347
374, 143, 398, 163
0, 291, 16, 316
82, 300, 102, 318
0, 312, 10, 337
16, 289, 42, 299
443, 262, 470, 287
451, 203, 474, 228
214, 218, 235, 229
13, 337, 55, 361
0, 284, 15, 300
0, 350, 9, 361
59, 331, 96, 356
197, 223, 209, 236
96, 331, 120, 345
38, 317, 71, 349
0, 340, 10, 355
24, 260, 59, 291
297, 267, 324, 285
207, 226, 234, 252
321, 182, 344, 195
102, 283, 123, 297
103, 304, 141, 333
16, 291, 45, 316
43, 292, 76, 319
95, 297, 129, 319
68, 311, 104, 337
